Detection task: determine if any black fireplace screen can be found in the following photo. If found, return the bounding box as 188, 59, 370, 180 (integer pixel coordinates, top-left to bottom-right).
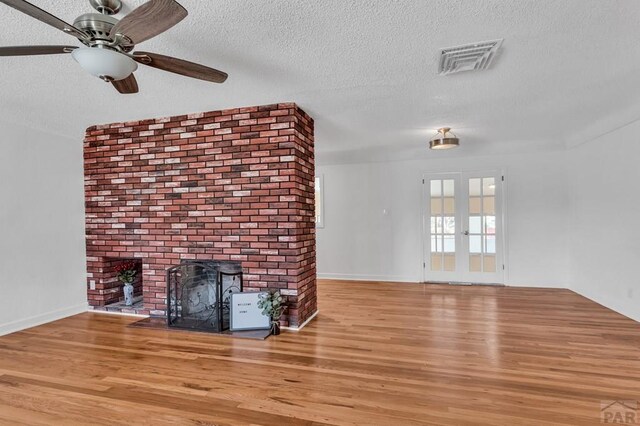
166, 260, 243, 333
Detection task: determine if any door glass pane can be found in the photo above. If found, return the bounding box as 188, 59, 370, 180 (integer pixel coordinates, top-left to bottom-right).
485, 236, 496, 254
443, 179, 454, 197
483, 177, 495, 196
431, 198, 442, 214
469, 178, 481, 196
443, 197, 455, 214
469, 216, 481, 234
469, 235, 482, 253
431, 235, 443, 252
431, 254, 442, 271
429, 178, 455, 273
469, 197, 481, 214
443, 217, 455, 234
443, 254, 455, 272
443, 236, 455, 252
443, 180, 455, 214
434, 217, 443, 234
484, 216, 496, 234
468, 176, 498, 274
430, 180, 442, 197
484, 255, 496, 272
469, 254, 481, 272
428, 174, 501, 278
483, 197, 495, 215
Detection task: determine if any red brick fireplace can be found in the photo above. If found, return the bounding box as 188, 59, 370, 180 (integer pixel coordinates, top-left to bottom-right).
84, 103, 316, 327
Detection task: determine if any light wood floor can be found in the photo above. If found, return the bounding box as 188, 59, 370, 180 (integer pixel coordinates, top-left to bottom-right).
0, 280, 638, 425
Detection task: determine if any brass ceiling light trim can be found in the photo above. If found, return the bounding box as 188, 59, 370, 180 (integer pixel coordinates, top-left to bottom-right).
429, 127, 460, 150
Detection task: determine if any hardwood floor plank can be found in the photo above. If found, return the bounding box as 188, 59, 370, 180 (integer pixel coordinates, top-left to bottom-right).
0, 280, 638, 425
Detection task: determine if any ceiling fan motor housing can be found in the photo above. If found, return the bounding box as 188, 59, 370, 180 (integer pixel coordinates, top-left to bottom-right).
73, 11, 134, 52
73, 13, 118, 40
89, 0, 122, 15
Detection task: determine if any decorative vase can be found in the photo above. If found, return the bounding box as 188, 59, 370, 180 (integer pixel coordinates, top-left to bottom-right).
271, 322, 281, 336
123, 282, 134, 306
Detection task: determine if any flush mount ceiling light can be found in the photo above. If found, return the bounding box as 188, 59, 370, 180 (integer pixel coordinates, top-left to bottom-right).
429, 127, 460, 150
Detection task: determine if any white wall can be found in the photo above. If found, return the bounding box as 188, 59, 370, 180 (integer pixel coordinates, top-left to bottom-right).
317, 150, 570, 287
1, 112, 636, 334
0, 122, 87, 335
569, 121, 640, 322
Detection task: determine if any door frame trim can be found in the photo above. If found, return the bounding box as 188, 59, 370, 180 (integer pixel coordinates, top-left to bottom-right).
421, 169, 508, 285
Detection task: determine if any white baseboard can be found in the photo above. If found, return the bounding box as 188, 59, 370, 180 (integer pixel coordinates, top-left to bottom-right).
571, 287, 640, 323
282, 309, 319, 332
319, 274, 569, 289
505, 281, 569, 289
0, 303, 89, 337
317, 273, 417, 283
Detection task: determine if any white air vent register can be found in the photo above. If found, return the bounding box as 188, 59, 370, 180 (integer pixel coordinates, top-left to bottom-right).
438, 39, 503, 75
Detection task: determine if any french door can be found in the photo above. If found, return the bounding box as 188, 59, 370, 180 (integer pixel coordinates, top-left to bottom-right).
423, 171, 504, 284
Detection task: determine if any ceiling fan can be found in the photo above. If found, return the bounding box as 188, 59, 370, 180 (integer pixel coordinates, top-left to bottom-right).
0, 0, 228, 94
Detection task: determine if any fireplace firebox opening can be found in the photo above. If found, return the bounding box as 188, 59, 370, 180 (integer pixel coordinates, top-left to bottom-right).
167, 260, 243, 333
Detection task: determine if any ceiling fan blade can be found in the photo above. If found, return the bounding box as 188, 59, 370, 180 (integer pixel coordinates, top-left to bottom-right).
134, 52, 228, 83
109, 0, 187, 45
111, 74, 139, 94
0, 0, 87, 40
0, 45, 77, 57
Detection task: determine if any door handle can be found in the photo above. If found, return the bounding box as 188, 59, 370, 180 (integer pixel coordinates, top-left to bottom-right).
462, 230, 469, 236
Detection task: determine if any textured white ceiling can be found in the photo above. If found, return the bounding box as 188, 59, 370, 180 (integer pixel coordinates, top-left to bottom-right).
1, 0, 640, 163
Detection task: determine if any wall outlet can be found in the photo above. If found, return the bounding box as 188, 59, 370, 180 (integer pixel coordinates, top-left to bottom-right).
628, 288, 634, 299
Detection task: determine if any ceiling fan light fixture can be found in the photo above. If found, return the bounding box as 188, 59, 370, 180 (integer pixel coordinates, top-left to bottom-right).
71, 47, 137, 81
0, 0, 228, 94
429, 127, 460, 150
